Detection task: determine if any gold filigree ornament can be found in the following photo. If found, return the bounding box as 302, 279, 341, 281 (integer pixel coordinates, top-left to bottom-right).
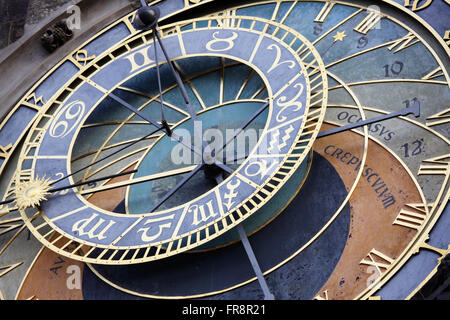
15, 176, 52, 210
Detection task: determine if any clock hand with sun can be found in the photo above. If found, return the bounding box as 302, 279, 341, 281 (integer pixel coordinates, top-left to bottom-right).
0, 170, 137, 209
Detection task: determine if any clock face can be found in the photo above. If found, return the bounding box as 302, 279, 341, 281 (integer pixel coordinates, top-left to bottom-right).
0, 0, 448, 301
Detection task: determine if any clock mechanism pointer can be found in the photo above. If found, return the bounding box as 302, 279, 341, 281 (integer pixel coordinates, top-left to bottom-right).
136, 4, 173, 136
135, 6, 240, 174
317, 98, 420, 139
212, 173, 275, 300
135, 1, 159, 30
154, 29, 198, 122
136, 5, 198, 122
152, 27, 172, 136
122, 6, 208, 159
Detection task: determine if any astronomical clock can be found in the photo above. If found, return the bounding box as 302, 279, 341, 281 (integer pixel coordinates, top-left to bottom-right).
0, 0, 448, 301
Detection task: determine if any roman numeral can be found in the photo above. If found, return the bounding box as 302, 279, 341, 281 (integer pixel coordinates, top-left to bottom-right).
0, 217, 22, 237
393, 203, 428, 230
419, 242, 450, 261
444, 30, 450, 46
0, 262, 23, 278
124, 13, 137, 34
215, 9, 237, 27
360, 249, 395, 271
314, 2, 335, 23
422, 67, 444, 80
22, 93, 45, 110
23, 128, 46, 157
0, 144, 12, 159
354, 11, 382, 34
418, 154, 449, 176
426, 108, 450, 127
17, 169, 33, 183
388, 32, 419, 53
403, 0, 433, 12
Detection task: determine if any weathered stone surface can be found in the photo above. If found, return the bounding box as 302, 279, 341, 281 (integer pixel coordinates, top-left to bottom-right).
0, 0, 30, 48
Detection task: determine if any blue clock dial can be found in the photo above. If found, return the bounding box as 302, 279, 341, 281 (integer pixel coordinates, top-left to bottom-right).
15, 16, 327, 264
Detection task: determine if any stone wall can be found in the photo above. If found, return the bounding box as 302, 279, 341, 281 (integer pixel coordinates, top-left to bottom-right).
0, 0, 30, 49
0, 0, 74, 49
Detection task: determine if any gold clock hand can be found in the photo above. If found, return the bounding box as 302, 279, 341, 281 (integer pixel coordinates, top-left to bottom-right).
78, 165, 198, 195
134, 5, 195, 121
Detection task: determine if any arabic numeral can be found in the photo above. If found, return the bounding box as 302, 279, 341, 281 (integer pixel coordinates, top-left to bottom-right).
383, 61, 404, 77
313, 24, 323, 36
357, 36, 369, 49
403, 98, 419, 109
400, 139, 424, 158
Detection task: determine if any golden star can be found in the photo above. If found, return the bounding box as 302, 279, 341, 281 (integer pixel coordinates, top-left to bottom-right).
333, 31, 347, 42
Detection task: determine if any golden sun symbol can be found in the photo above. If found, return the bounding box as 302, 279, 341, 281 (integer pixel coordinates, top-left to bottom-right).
15, 176, 52, 210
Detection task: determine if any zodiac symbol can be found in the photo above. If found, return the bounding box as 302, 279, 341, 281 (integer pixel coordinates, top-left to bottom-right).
245, 159, 278, 180
223, 179, 241, 210
206, 31, 238, 52
276, 83, 304, 122
72, 213, 115, 241
138, 214, 175, 242
75, 50, 95, 66
267, 125, 295, 154
190, 200, 218, 226
49, 100, 86, 139
267, 44, 296, 73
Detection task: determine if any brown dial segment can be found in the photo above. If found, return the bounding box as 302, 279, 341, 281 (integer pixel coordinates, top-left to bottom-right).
313, 123, 423, 299
16, 245, 84, 300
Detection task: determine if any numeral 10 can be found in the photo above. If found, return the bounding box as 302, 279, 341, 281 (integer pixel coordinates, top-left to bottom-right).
383, 61, 404, 77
